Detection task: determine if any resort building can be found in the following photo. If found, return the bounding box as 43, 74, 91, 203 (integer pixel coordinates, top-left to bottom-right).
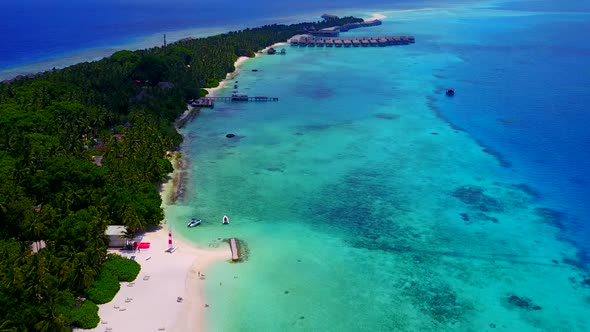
106, 225, 127, 247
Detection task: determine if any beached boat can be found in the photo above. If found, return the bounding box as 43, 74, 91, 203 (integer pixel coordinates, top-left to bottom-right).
446, 88, 455, 96
187, 218, 202, 227
223, 215, 230, 225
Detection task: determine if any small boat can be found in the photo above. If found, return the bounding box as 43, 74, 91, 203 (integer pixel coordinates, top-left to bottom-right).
446, 88, 455, 97
222, 215, 230, 225
187, 218, 202, 228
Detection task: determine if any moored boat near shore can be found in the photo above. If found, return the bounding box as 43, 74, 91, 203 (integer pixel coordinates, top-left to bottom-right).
187, 218, 202, 227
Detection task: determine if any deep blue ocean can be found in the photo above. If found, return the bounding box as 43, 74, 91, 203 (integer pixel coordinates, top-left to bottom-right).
2, 0, 589, 263
432, 7, 590, 263
0, 0, 422, 69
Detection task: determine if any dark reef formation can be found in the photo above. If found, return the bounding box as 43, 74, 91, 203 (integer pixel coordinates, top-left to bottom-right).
506, 295, 542, 311
534, 207, 564, 230
374, 113, 400, 120
451, 185, 504, 212
403, 281, 473, 324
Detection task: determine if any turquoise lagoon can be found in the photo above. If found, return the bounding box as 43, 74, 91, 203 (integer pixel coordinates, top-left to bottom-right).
165, 3, 590, 331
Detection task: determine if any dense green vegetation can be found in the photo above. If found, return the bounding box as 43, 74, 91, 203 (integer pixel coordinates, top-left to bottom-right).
103, 253, 141, 282
69, 300, 100, 329
0, 16, 361, 330
85, 255, 140, 304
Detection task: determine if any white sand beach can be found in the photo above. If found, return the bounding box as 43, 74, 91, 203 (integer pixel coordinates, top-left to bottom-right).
368, 12, 387, 20
205, 42, 287, 97
204, 56, 250, 96
83, 229, 231, 332
82, 158, 232, 332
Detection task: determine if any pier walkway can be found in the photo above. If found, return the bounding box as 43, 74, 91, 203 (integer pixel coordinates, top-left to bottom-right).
190, 94, 279, 108
229, 238, 239, 262
309, 19, 382, 37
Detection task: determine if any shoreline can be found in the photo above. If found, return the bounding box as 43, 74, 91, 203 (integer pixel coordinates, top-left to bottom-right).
203, 56, 250, 96
146, 51, 267, 326
205, 42, 288, 97
161, 44, 283, 329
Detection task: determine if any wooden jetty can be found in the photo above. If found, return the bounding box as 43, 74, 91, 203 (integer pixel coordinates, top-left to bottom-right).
309, 19, 382, 37
339, 19, 382, 32
190, 98, 214, 108
190, 94, 279, 108
229, 238, 239, 262
289, 35, 415, 48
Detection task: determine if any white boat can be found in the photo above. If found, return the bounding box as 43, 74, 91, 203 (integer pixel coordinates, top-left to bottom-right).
187, 218, 202, 228
222, 215, 229, 225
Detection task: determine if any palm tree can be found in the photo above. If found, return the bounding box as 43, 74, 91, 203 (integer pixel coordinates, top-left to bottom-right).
0, 319, 18, 332
122, 206, 144, 234
22, 210, 46, 253
33, 293, 71, 332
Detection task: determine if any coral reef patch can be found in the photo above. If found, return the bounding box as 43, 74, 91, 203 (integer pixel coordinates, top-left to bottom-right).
451, 185, 504, 212
505, 295, 542, 311
403, 280, 472, 324
373, 113, 401, 120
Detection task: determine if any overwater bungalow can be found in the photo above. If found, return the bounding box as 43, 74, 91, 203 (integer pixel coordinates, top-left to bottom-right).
288, 35, 416, 49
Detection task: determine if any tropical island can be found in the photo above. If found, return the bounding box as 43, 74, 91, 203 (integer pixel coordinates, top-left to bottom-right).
0, 15, 364, 330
